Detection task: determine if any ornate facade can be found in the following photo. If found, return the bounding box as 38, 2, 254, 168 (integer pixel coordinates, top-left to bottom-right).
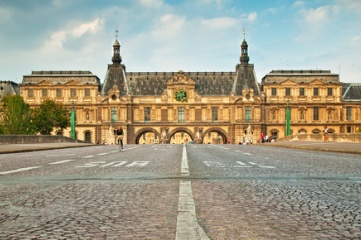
18, 37, 361, 144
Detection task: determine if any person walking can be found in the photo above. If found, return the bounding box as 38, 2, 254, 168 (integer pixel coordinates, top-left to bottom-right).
323, 126, 328, 142
116, 126, 124, 150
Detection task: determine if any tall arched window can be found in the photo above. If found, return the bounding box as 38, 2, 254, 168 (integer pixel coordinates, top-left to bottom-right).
84, 131, 91, 143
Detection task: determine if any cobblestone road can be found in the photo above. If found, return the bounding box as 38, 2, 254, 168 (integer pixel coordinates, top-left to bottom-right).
0, 144, 360, 239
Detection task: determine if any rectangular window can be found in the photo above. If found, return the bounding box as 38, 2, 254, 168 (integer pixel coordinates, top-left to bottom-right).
245, 106, 251, 122
271, 88, 277, 96
56, 89, 62, 97
313, 88, 319, 96
28, 89, 34, 97
313, 106, 319, 121
299, 88, 305, 96
70, 89, 76, 97
178, 107, 184, 122
85, 88, 91, 97
285, 88, 291, 96
42, 89, 48, 97
212, 107, 218, 122
327, 88, 333, 96
144, 107, 151, 122
111, 107, 117, 122
161, 109, 168, 122
195, 109, 202, 121
346, 106, 352, 120
347, 126, 352, 133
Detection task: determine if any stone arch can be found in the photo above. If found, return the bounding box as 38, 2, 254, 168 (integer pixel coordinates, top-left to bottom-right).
134, 128, 160, 144
312, 128, 322, 134
168, 127, 194, 143
202, 127, 228, 144
298, 128, 307, 134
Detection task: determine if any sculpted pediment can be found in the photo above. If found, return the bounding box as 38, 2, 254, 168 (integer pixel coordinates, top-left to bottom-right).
64, 80, 82, 85
309, 79, 326, 85
37, 80, 52, 85
280, 79, 297, 85
167, 70, 195, 86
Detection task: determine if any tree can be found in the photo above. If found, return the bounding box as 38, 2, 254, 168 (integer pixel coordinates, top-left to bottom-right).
0, 95, 35, 134
32, 100, 70, 135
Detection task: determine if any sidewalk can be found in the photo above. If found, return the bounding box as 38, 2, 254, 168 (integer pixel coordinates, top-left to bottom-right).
0, 142, 94, 154
263, 140, 361, 154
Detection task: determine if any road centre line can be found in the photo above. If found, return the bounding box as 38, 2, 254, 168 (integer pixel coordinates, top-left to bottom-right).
176, 145, 210, 240
0, 166, 42, 175
48, 160, 74, 165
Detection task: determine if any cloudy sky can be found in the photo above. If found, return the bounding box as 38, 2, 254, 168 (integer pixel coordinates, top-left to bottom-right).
1, 0, 360, 83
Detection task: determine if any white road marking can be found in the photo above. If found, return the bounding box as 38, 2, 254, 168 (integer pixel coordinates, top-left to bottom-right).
46, 154, 76, 157
0, 166, 41, 175
126, 161, 149, 167
76, 161, 106, 168
113, 161, 128, 167
97, 153, 109, 156
176, 145, 209, 240
48, 160, 74, 165
249, 162, 275, 169
243, 153, 252, 156
181, 145, 189, 176
100, 161, 127, 167
203, 161, 225, 168
82, 155, 94, 158
235, 161, 252, 167
176, 181, 210, 240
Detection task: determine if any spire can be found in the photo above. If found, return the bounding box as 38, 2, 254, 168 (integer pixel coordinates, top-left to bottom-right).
240, 28, 249, 65
112, 29, 122, 64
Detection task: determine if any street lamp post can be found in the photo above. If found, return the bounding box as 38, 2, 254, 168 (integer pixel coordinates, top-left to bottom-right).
70, 101, 76, 139
285, 100, 291, 136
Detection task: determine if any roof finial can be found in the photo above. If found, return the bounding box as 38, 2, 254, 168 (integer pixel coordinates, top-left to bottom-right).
115, 28, 119, 40
243, 28, 246, 40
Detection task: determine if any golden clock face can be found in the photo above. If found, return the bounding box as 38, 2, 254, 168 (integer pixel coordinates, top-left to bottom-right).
175, 89, 187, 102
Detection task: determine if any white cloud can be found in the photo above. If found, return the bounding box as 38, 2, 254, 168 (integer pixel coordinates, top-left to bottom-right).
151, 14, 186, 39
352, 36, 361, 42
336, 0, 361, 13
0, 7, 12, 22
41, 18, 104, 52
301, 6, 330, 24
201, 17, 239, 30
139, 0, 163, 8
247, 12, 257, 22
43, 31, 67, 51
293, 0, 304, 8
72, 18, 103, 37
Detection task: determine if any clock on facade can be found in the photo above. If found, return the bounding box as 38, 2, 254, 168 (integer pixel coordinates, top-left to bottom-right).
175, 89, 187, 102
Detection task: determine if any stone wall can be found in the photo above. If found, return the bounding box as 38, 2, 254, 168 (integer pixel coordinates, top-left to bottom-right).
0, 135, 87, 144
283, 133, 361, 143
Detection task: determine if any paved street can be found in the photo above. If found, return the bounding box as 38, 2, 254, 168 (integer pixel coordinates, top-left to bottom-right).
0, 144, 361, 239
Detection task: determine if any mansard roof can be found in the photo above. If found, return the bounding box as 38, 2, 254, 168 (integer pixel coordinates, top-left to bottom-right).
22, 71, 101, 85
262, 70, 340, 84
126, 71, 237, 96
342, 83, 361, 101
0, 80, 19, 99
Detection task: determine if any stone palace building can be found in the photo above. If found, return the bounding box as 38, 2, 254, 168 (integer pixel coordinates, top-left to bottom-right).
17, 37, 361, 144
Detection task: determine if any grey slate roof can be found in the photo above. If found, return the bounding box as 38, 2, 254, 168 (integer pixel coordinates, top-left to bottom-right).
127, 71, 237, 96
343, 83, 361, 101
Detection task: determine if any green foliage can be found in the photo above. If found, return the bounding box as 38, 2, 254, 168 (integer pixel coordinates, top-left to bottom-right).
0, 95, 35, 134
32, 100, 70, 135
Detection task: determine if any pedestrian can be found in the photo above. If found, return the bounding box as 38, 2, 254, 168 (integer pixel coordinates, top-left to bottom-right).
261, 132, 265, 143
265, 134, 269, 142
116, 126, 124, 149
323, 126, 328, 142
